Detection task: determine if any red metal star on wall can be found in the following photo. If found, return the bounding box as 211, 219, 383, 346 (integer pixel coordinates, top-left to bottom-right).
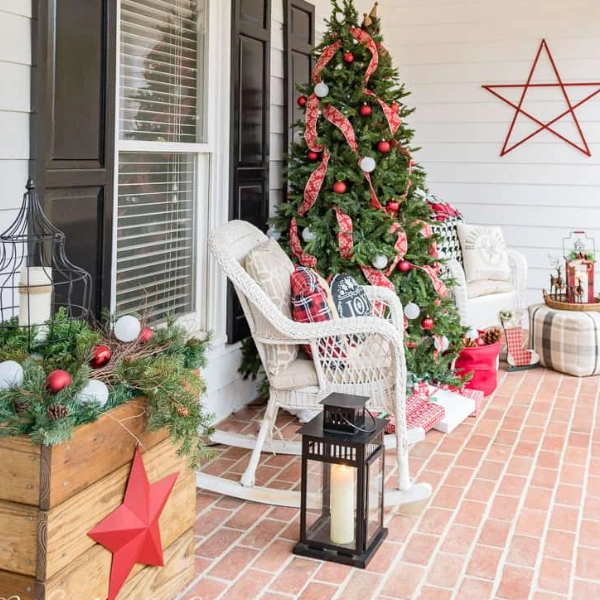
87, 447, 179, 600
483, 39, 600, 156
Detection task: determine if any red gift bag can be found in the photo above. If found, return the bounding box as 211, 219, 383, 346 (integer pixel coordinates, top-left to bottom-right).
454, 341, 502, 396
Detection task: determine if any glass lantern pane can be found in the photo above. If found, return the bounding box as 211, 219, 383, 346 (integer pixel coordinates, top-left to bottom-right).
366, 448, 384, 547
303, 458, 357, 550
304, 456, 325, 540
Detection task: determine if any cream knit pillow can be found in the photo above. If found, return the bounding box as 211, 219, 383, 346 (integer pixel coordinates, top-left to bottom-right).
457, 224, 511, 283
245, 239, 298, 375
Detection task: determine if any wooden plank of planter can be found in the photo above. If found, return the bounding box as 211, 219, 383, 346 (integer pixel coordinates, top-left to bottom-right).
0, 437, 41, 505
0, 500, 38, 576
0, 400, 169, 510
41, 437, 195, 580
41, 528, 194, 600
40, 399, 170, 509
0, 568, 36, 600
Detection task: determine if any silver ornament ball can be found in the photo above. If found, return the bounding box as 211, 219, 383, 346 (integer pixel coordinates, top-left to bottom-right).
372, 255, 388, 270
404, 302, 421, 320
359, 156, 376, 173
314, 82, 329, 98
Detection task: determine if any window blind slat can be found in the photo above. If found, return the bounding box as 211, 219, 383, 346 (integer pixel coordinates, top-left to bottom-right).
116, 152, 196, 321
119, 0, 200, 144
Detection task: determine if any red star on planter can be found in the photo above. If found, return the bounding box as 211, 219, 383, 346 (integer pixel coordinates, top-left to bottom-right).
483, 39, 600, 156
88, 447, 179, 600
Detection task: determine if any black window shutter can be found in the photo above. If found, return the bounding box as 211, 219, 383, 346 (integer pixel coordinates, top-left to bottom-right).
227, 0, 272, 343
31, 0, 117, 318
284, 0, 315, 151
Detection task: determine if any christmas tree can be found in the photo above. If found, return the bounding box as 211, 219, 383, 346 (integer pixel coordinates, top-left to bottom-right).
270, 0, 466, 385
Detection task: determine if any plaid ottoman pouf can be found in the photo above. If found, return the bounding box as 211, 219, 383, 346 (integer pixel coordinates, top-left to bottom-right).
529, 303, 600, 377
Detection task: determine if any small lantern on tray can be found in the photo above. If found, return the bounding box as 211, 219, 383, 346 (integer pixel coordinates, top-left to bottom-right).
563, 231, 595, 304
293, 393, 388, 569
0, 179, 92, 349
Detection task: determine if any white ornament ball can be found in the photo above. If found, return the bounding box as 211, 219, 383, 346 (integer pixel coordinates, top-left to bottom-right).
466, 327, 479, 341
0, 360, 24, 390
77, 379, 110, 407
114, 315, 142, 342
314, 82, 329, 98
359, 156, 376, 173
404, 302, 421, 320
302, 228, 316, 242
372, 255, 388, 270
267, 227, 281, 241
294, 130, 304, 144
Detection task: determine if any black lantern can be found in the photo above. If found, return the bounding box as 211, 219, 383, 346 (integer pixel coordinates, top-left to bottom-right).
0, 180, 92, 349
293, 393, 388, 568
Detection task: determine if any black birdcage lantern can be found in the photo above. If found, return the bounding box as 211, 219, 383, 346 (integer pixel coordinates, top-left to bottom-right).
293, 393, 388, 569
0, 179, 92, 348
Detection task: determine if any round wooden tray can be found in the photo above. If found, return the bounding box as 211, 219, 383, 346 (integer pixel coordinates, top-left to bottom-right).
543, 290, 600, 312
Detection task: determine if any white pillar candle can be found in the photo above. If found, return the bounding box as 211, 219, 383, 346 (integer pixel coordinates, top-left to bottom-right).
19, 267, 53, 327
330, 464, 355, 545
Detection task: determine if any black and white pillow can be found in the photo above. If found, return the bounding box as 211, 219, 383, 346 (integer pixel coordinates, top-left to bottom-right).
329, 273, 372, 318
433, 217, 464, 266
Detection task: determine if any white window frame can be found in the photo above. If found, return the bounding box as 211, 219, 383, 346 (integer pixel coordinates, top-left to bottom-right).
111, 0, 228, 332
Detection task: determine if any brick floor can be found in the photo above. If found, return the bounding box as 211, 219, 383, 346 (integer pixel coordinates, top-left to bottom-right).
176, 366, 600, 599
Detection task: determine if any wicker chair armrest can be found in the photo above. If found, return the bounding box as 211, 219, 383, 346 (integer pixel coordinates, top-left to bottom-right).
362, 285, 403, 329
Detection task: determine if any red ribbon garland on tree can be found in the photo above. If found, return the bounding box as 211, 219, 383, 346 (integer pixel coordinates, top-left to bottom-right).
312, 40, 342, 83
289, 218, 317, 267
361, 266, 396, 292
334, 207, 354, 259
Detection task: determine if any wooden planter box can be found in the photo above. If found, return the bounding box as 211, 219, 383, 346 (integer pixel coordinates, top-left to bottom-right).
0, 399, 196, 600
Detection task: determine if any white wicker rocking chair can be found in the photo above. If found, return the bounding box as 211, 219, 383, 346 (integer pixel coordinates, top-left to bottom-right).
197, 220, 431, 507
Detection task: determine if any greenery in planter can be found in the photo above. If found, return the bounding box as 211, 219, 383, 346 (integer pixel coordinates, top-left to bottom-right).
0, 310, 214, 468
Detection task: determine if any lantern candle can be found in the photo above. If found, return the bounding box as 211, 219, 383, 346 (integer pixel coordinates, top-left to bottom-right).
19, 267, 53, 327
330, 464, 355, 544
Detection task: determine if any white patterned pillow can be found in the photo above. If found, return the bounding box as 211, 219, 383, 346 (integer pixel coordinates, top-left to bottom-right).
457, 224, 511, 283
245, 239, 298, 374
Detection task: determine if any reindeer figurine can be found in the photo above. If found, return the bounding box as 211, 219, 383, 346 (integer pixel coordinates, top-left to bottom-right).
548, 255, 564, 300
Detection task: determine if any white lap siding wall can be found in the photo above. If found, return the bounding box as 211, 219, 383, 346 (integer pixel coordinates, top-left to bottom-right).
379, 0, 600, 308
0, 1, 31, 230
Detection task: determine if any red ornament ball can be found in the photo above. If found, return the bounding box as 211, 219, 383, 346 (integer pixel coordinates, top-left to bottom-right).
359, 104, 372, 116
333, 181, 347, 194
90, 345, 112, 369
377, 140, 391, 153
138, 326, 154, 343
343, 51, 355, 63
307, 150, 320, 161
46, 369, 72, 394
391, 102, 400, 114
421, 317, 434, 331
398, 260, 412, 273
385, 200, 400, 215
475, 337, 486, 346
297, 95, 307, 108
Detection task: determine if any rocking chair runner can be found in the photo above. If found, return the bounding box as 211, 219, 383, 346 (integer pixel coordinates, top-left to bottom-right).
198, 220, 431, 507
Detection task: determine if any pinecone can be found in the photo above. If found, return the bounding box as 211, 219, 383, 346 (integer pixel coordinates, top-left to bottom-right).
462, 337, 478, 347
177, 405, 190, 417
47, 404, 69, 420
14, 401, 29, 414
483, 327, 502, 345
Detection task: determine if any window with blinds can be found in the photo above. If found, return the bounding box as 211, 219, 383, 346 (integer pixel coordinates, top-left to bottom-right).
116, 153, 196, 321
120, 0, 203, 143
117, 0, 206, 323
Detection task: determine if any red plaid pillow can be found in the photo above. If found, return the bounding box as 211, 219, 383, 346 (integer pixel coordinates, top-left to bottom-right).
290, 266, 339, 358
